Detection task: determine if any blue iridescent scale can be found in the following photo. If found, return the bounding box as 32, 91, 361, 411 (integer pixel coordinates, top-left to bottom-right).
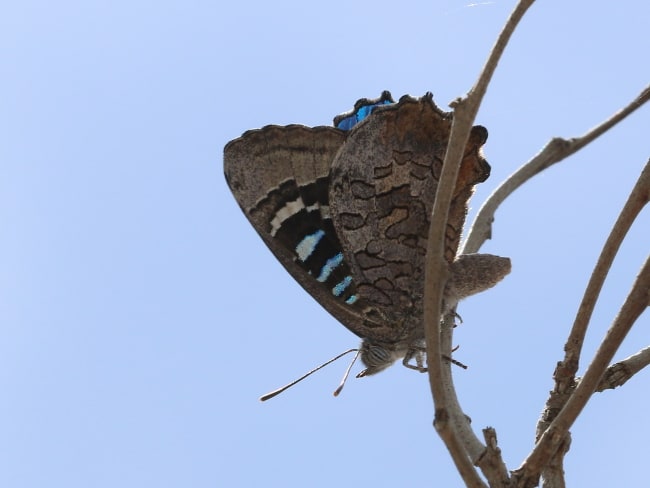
334, 92, 394, 130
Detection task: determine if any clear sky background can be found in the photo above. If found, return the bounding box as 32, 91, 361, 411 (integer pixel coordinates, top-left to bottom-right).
1, 1, 648, 487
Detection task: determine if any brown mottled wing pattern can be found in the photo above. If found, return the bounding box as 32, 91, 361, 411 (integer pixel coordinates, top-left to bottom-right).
328, 94, 490, 344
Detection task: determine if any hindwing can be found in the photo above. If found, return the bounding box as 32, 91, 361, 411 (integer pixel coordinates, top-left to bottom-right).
329, 94, 490, 343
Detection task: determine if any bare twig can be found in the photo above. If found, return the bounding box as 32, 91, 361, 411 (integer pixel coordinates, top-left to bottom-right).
513, 161, 650, 486
462, 85, 650, 255
476, 428, 511, 486
427, 3, 649, 486
557, 159, 650, 387
427, 313, 487, 487
540, 435, 570, 488
515, 254, 650, 487
527, 159, 650, 444
435, 398, 489, 488
423, 0, 536, 484
596, 346, 650, 392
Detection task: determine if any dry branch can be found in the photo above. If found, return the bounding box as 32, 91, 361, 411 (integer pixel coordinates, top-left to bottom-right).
516, 252, 650, 486
596, 347, 650, 391
557, 160, 650, 383
421, 0, 648, 485
462, 85, 650, 255
423, 1, 536, 485
511, 160, 649, 486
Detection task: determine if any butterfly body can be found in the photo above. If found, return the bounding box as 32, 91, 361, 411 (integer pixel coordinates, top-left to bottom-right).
224, 92, 509, 377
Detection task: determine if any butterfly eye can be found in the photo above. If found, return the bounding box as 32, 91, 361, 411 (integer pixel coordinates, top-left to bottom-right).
367, 345, 391, 364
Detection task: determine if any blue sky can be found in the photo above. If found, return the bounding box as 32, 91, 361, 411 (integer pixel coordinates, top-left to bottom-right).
1, 1, 648, 486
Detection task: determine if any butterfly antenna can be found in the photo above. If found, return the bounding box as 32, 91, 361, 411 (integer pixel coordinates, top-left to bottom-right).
333, 349, 361, 397
260, 349, 358, 401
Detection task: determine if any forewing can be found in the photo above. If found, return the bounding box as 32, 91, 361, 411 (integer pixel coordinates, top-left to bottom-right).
224, 124, 378, 338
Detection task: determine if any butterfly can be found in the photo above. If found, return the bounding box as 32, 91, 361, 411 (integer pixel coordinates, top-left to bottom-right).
224, 91, 510, 394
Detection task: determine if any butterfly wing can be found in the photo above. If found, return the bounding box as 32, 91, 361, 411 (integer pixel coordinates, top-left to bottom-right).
224, 124, 381, 338
329, 94, 491, 340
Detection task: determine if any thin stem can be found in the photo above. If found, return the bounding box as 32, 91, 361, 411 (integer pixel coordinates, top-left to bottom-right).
596, 346, 650, 392
462, 84, 650, 255
514, 160, 650, 485
423, 1, 536, 484
515, 254, 650, 486
559, 160, 650, 380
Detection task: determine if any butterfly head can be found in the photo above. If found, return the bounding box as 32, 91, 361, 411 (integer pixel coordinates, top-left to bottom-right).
357, 340, 409, 377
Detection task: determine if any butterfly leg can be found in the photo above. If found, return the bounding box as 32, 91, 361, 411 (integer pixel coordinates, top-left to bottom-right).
402, 344, 468, 371
402, 346, 428, 372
